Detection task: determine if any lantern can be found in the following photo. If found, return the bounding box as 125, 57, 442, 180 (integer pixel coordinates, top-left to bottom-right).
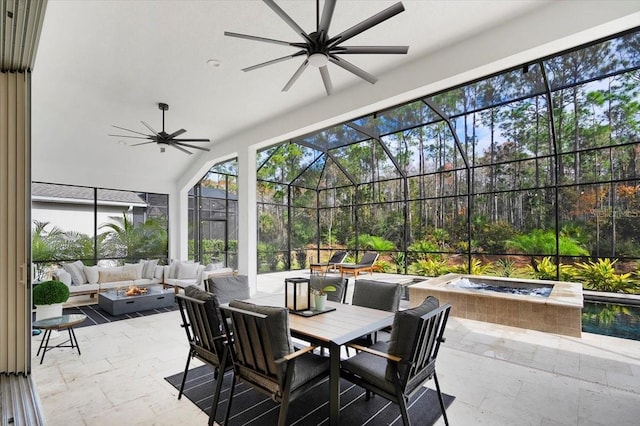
285, 277, 310, 311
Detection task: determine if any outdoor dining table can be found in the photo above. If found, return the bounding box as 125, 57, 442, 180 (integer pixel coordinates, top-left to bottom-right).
246, 294, 395, 426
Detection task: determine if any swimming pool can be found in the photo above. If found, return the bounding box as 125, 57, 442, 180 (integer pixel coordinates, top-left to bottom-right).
582, 301, 640, 341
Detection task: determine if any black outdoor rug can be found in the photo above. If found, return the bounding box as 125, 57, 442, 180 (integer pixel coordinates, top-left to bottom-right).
54, 302, 178, 329
165, 364, 454, 425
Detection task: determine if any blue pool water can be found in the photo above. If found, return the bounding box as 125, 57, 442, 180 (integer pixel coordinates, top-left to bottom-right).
582, 301, 640, 341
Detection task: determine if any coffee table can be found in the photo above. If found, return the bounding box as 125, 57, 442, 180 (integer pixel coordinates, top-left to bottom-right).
32, 314, 87, 364
98, 287, 175, 316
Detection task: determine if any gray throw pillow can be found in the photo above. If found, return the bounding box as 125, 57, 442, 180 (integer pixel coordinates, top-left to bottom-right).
207, 275, 250, 304
228, 300, 293, 360
310, 276, 347, 303
386, 296, 440, 381
352, 279, 402, 312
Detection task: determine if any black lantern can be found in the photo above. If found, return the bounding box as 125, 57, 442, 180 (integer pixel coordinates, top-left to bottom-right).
284, 277, 310, 311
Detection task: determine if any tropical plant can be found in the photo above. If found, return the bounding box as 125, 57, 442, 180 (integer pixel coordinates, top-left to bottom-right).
32, 221, 94, 280
100, 213, 168, 262
506, 229, 589, 257
449, 258, 493, 275
407, 240, 442, 262
526, 257, 573, 281
33, 280, 70, 305
410, 258, 448, 277
353, 234, 395, 251
573, 258, 639, 293
493, 258, 517, 277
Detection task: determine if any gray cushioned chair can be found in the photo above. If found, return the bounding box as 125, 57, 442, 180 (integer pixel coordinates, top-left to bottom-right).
349, 279, 402, 349
341, 297, 451, 426
310, 275, 349, 303
177, 286, 232, 426
205, 274, 250, 304
220, 300, 331, 426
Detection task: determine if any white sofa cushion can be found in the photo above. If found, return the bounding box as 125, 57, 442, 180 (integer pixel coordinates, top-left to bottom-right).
99, 267, 136, 283
177, 262, 201, 279
84, 265, 99, 284
53, 268, 72, 286
124, 263, 143, 280
61, 260, 87, 285
140, 259, 159, 279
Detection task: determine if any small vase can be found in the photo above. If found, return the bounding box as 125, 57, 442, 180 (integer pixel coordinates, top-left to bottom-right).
314, 294, 327, 311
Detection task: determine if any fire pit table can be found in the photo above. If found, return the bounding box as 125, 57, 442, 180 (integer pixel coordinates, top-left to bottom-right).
98, 286, 175, 316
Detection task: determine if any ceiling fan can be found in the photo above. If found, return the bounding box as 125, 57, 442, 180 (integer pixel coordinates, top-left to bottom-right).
225, 0, 408, 95
109, 103, 211, 155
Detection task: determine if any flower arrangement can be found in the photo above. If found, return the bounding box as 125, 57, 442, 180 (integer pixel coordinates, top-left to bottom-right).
311, 285, 336, 296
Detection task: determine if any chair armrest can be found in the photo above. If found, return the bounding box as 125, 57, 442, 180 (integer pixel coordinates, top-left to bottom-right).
346, 343, 402, 363
278, 344, 319, 363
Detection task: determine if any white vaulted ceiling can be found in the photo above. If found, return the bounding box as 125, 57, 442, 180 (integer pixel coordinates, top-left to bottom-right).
30, 0, 640, 194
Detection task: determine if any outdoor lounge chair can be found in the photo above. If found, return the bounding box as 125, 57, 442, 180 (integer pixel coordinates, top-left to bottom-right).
309, 251, 348, 274
339, 251, 379, 279
341, 297, 452, 426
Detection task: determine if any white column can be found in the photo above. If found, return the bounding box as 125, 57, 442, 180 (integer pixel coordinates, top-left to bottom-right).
237, 146, 258, 293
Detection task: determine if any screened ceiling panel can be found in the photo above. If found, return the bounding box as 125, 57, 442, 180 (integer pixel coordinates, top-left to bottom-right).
208, 159, 238, 176
332, 139, 402, 184
290, 155, 326, 189
317, 157, 354, 190
292, 124, 370, 151
545, 31, 640, 90
426, 63, 547, 118
364, 100, 442, 136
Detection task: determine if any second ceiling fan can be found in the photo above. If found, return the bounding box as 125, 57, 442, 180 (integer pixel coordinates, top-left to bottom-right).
225, 0, 408, 95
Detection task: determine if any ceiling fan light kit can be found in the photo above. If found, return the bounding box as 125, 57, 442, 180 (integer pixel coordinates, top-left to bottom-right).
109, 103, 211, 155
225, 0, 409, 95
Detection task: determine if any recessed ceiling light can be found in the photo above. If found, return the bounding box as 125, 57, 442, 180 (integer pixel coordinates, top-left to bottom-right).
207, 59, 221, 68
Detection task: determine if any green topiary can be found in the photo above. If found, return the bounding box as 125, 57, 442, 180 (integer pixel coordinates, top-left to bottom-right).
33, 280, 70, 305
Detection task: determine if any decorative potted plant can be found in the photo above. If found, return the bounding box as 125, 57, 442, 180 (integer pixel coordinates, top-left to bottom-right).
33, 280, 70, 320
311, 285, 336, 311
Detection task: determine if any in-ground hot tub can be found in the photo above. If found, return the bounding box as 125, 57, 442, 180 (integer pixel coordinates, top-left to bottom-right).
409, 273, 583, 337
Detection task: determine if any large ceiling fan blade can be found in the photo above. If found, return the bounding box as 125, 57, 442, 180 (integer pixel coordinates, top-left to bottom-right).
318, 0, 337, 37
224, 31, 298, 47
141, 121, 159, 135
173, 138, 211, 143
111, 125, 149, 137
328, 2, 405, 47
167, 129, 186, 139
242, 51, 307, 72
282, 59, 309, 92
331, 45, 409, 55
263, 0, 310, 42
319, 66, 333, 96
329, 55, 378, 84
170, 144, 193, 155
130, 141, 157, 147
108, 134, 152, 140
175, 142, 211, 152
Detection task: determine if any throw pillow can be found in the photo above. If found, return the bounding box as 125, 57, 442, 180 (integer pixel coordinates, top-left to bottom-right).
205, 262, 225, 271
53, 269, 72, 287
83, 265, 99, 284
153, 265, 164, 280
124, 263, 143, 280
140, 259, 159, 279
61, 260, 87, 286
177, 262, 201, 279
229, 300, 293, 360
207, 275, 250, 304
386, 296, 440, 381
98, 268, 137, 283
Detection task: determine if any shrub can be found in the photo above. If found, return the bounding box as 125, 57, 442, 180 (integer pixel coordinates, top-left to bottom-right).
33, 280, 70, 305
526, 257, 573, 281
410, 258, 448, 277
573, 258, 639, 293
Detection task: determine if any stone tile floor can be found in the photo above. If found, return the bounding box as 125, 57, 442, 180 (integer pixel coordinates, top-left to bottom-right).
32, 272, 640, 425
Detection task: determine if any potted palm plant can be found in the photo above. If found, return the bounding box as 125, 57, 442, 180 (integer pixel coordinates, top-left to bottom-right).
311, 285, 336, 311
33, 280, 70, 320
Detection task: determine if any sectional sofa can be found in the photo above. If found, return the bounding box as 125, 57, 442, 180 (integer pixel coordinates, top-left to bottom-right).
51, 259, 235, 298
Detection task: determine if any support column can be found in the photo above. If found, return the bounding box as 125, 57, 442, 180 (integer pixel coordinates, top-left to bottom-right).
237, 146, 257, 293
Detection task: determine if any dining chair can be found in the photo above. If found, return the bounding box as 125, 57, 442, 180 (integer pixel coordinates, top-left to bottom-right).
341, 297, 451, 426
219, 300, 331, 426
205, 274, 250, 304
176, 286, 232, 426
349, 279, 402, 350
310, 275, 349, 303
